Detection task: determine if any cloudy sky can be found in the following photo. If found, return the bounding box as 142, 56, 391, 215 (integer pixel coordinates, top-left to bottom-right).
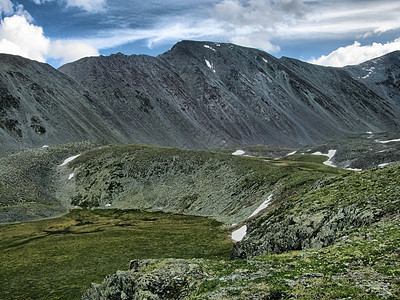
1, 0, 400, 68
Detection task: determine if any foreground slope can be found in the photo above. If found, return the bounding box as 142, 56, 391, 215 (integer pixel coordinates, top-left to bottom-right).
0, 143, 398, 299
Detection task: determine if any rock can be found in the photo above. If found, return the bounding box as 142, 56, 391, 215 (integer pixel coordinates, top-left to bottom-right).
82, 259, 207, 300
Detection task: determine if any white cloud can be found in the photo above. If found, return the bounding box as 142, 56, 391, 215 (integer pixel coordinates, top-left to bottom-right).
214, 0, 306, 26
0, 15, 50, 62
0, 0, 13, 16
229, 29, 280, 53
0, 5, 100, 65
207, 0, 400, 53
65, 0, 105, 12
310, 39, 400, 67
73, 19, 225, 51
14, 4, 34, 22
210, 0, 305, 52
49, 40, 99, 64
276, 1, 400, 40
1, 0, 33, 20
31, 0, 105, 12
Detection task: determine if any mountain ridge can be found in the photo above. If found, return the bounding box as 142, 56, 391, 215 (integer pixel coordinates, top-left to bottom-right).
1, 41, 399, 155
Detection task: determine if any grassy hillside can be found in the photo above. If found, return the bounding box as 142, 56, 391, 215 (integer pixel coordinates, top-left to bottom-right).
67, 144, 344, 224
0, 143, 344, 224
0, 142, 98, 223
2, 143, 397, 299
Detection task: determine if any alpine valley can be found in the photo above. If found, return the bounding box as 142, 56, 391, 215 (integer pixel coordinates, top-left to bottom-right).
0, 41, 399, 299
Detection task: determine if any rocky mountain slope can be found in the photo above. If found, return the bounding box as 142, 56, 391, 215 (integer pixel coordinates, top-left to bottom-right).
345, 51, 400, 117
1, 42, 399, 155
0, 54, 126, 156
59, 41, 400, 150
160, 41, 399, 143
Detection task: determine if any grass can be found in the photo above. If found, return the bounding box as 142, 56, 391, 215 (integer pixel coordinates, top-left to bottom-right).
290, 163, 400, 212
0, 209, 232, 300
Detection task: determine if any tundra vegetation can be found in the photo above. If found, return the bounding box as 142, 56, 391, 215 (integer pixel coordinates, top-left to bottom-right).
0, 143, 398, 299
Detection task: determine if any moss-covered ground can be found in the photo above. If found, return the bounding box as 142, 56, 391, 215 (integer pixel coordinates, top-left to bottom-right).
0, 209, 232, 299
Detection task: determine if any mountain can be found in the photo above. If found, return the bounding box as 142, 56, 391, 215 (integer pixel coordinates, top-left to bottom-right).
59, 41, 400, 149
0, 54, 126, 156
1, 41, 400, 155
59, 53, 215, 150
345, 50, 400, 117
160, 41, 399, 143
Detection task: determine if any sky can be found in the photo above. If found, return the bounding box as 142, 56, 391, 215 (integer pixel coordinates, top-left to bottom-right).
0, 0, 400, 68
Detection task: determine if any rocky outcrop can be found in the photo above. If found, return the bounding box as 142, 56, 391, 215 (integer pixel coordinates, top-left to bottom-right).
233, 205, 383, 258
82, 259, 208, 300
233, 164, 400, 258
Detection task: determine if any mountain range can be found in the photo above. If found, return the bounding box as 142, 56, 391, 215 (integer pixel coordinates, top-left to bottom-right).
1, 41, 399, 155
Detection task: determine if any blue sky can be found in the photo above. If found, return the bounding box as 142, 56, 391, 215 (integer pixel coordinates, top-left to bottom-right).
1, 0, 400, 68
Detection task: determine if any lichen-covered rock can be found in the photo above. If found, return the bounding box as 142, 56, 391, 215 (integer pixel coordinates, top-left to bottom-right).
82, 259, 207, 300
233, 164, 400, 258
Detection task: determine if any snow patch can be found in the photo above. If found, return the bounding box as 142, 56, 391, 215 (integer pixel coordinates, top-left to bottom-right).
205, 59, 216, 73
366, 131, 373, 134
68, 173, 74, 180
312, 150, 337, 167
286, 150, 297, 156
249, 194, 273, 218
376, 138, 400, 144
232, 150, 245, 156
378, 163, 390, 168
60, 154, 81, 166
105, 203, 112, 207
345, 167, 362, 171
361, 67, 375, 79
262, 57, 268, 64
42, 145, 49, 148
204, 44, 216, 52
232, 225, 247, 242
